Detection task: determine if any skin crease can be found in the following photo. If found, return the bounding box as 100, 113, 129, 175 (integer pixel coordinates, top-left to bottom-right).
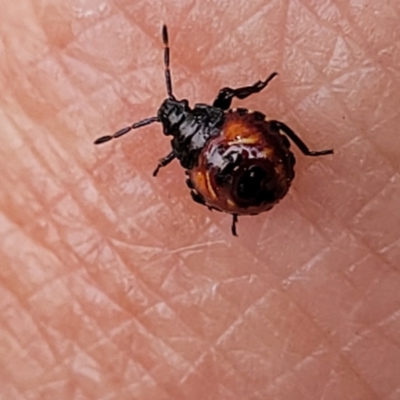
1, 0, 400, 398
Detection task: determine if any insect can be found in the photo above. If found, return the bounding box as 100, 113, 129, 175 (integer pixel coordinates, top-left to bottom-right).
94, 25, 333, 236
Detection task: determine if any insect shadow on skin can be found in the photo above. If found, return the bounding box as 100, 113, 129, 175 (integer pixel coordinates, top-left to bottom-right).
94, 25, 333, 236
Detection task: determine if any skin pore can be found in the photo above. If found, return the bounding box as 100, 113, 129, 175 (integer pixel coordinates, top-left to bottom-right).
1, 1, 400, 399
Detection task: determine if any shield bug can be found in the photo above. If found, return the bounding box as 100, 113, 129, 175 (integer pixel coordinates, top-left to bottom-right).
95, 25, 333, 236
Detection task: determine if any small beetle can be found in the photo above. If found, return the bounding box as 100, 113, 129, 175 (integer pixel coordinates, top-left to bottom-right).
95, 25, 333, 236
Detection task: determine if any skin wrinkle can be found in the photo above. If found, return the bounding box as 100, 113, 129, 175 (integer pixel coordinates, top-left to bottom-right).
293, 178, 399, 277
0, 0, 400, 399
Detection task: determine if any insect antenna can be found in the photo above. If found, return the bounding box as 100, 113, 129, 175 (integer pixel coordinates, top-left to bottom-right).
162, 25, 175, 100
94, 116, 159, 144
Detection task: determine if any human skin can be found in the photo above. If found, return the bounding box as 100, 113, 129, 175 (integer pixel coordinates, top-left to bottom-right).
1, 0, 400, 399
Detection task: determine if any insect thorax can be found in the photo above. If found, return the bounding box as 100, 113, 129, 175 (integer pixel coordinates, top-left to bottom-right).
157, 99, 224, 169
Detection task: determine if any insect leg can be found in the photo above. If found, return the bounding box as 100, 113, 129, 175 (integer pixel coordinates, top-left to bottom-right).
153, 151, 176, 176
270, 121, 334, 156
213, 72, 278, 110
231, 214, 239, 236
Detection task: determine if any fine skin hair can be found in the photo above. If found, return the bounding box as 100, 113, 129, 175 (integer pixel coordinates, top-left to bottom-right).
0, 1, 399, 399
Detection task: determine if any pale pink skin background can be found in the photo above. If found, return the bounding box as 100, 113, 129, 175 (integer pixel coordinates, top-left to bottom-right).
1, 0, 400, 399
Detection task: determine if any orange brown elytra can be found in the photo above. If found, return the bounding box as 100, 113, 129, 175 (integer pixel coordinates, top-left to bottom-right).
94, 25, 333, 236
